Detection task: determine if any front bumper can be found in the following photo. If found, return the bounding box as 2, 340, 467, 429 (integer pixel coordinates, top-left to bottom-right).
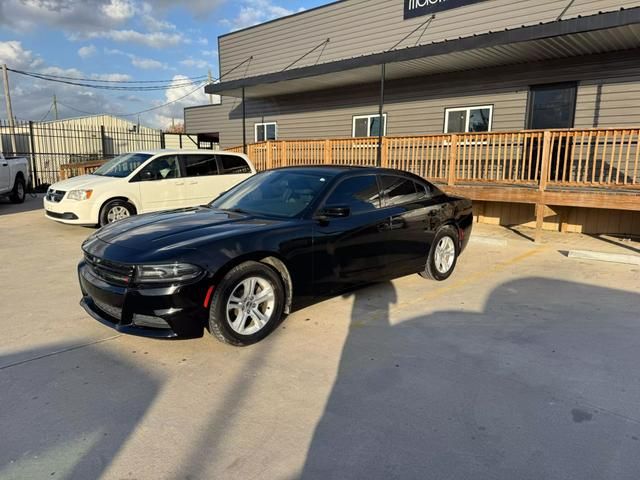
78, 261, 209, 339
44, 197, 96, 225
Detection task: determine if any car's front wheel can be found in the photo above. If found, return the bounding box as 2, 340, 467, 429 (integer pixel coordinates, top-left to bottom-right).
208, 261, 286, 346
420, 226, 459, 281
99, 199, 135, 227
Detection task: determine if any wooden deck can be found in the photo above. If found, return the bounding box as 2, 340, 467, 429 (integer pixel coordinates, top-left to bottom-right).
228, 129, 639, 240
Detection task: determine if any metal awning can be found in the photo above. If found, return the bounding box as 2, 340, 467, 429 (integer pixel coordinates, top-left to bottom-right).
206, 7, 640, 99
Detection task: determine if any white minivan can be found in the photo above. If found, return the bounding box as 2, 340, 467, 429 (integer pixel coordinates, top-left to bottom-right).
44, 150, 256, 226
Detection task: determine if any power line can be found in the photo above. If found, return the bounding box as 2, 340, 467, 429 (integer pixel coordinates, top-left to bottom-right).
7, 68, 208, 84
8, 69, 204, 91
57, 81, 207, 118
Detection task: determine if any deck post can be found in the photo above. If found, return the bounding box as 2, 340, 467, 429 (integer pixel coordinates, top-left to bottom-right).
242, 87, 247, 155
324, 139, 332, 164
535, 130, 553, 242
448, 134, 458, 186
266, 140, 273, 170
381, 137, 389, 168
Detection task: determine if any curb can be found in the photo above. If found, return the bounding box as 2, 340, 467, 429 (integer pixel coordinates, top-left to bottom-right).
567, 250, 640, 266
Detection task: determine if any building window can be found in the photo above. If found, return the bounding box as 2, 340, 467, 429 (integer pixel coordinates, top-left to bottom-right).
444, 106, 493, 133
255, 122, 277, 142
352, 114, 387, 138
527, 83, 577, 129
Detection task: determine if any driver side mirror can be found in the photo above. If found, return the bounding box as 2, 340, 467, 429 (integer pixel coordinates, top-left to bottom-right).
138, 170, 155, 182
316, 205, 351, 221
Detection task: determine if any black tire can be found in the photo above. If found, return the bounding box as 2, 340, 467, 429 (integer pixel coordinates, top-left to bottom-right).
9, 176, 25, 204
208, 261, 286, 346
420, 225, 459, 282
99, 199, 135, 227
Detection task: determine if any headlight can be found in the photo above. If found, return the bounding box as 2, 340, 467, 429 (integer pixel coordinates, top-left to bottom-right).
67, 189, 93, 201
135, 263, 203, 284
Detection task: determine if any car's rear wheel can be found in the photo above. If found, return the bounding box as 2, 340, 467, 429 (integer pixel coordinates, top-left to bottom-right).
208, 261, 285, 346
420, 226, 459, 281
100, 199, 135, 227
9, 176, 25, 204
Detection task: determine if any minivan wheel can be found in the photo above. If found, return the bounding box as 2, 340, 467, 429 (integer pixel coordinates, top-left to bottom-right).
99, 199, 135, 226
420, 226, 459, 281
9, 177, 25, 204
208, 261, 285, 346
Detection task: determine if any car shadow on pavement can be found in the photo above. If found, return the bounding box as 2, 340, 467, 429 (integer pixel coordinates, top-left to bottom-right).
0, 195, 44, 216
300, 277, 640, 480
0, 342, 162, 480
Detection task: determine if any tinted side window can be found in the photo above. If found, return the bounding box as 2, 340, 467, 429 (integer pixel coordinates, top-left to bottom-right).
220, 155, 251, 175
325, 175, 381, 214
379, 175, 426, 206
183, 154, 218, 177
137, 155, 180, 181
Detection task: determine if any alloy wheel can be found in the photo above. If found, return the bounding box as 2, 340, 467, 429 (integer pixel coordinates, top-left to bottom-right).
434, 236, 456, 274
106, 206, 131, 223
226, 276, 276, 335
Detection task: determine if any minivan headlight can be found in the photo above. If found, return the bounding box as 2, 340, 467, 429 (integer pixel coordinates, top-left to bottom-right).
135, 263, 203, 284
67, 189, 93, 201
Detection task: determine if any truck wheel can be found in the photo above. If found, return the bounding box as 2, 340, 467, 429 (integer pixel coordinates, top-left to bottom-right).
99, 199, 135, 226
9, 176, 26, 204
208, 261, 286, 346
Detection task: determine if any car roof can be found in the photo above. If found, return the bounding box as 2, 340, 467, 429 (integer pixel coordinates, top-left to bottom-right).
271, 165, 424, 179
135, 149, 246, 156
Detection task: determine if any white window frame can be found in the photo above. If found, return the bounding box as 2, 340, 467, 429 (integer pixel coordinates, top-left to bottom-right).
444, 105, 493, 133
352, 114, 388, 138
255, 122, 278, 142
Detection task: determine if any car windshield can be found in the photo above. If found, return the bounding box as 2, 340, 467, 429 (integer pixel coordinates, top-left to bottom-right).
93, 153, 153, 178
210, 170, 332, 218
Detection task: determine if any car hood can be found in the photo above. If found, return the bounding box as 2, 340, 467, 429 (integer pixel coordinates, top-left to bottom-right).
93, 206, 288, 253
50, 174, 120, 191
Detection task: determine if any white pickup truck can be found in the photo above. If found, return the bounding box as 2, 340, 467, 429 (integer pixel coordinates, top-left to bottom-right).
0, 152, 29, 203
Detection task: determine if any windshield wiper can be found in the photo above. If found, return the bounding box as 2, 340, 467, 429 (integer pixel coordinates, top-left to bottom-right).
226, 208, 250, 215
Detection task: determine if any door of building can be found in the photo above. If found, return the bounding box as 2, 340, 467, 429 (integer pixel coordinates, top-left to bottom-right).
527, 83, 577, 181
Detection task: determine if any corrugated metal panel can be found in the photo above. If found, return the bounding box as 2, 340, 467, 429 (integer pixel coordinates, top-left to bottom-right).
185, 51, 640, 148
218, 0, 640, 82
216, 23, 640, 99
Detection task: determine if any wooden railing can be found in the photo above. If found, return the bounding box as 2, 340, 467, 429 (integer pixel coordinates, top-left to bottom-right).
230, 128, 640, 190
59, 160, 107, 180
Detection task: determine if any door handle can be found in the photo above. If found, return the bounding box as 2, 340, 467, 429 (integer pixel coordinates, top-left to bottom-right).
175, 182, 185, 186
1, 163, 7, 167
188, 181, 198, 185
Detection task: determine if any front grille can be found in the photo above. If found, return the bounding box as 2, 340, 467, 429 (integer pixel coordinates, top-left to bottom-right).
94, 299, 123, 321
46, 189, 66, 203
84, 253, 135, 287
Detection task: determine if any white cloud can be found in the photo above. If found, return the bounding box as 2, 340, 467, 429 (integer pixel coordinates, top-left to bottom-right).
78, 45, 97, 59
80, 29, 186, 48
222, 0, 302, 31
152, 0, 226, 15
0, 41, 43, 70
180, 58, 210, 70
101, 0, 136, 21
131, 56, 169, 70
201, 49, 218, 58
104, 48, 170, 70
150, 75, 215, 129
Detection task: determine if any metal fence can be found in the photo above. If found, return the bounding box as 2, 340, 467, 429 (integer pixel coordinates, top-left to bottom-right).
0, 120, 216, 190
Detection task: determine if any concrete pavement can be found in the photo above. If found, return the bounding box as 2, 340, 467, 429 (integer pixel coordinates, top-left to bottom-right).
1, 196, 639, 479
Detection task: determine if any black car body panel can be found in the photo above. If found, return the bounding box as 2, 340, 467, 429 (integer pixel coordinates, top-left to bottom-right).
79, 166, 473, 339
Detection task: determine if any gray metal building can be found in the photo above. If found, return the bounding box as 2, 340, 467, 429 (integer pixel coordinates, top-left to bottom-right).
185, 0, 640, 149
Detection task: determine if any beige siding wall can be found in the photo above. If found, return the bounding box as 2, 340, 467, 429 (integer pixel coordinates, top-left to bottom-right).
219, 0, 640, 81
186, 52, 640, 148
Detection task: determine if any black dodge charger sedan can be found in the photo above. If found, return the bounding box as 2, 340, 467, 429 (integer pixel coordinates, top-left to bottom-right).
79, 166, 473, 346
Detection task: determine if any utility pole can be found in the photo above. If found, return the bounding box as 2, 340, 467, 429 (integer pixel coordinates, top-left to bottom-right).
208, 69, 214, 105
53, 94, 59, 120
2, 64, 17, 155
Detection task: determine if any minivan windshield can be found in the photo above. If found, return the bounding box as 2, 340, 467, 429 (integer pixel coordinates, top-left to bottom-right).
93, 153, 153, 178
210, 170, 332, 218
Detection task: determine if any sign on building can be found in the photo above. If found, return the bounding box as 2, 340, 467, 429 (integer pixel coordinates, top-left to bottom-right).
404, 0, 487, 19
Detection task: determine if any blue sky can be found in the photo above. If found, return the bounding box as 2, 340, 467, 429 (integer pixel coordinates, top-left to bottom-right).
0, 0, 327, 128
